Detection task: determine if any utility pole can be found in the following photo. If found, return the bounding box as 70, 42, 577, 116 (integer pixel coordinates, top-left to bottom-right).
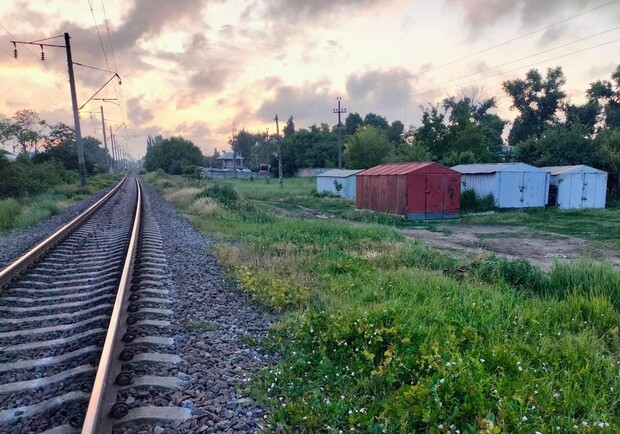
65, 33, 88, 186
99, 106, 111, 172
11, 32, 88, 186
231, 122, 237, 179
333, 97, 347, 169
109, 126, 116, 171
274, 114, 283, 186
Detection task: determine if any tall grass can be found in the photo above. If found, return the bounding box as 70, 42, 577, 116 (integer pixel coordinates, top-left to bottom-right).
0, 198, 21, 230
150, 173, 620, 433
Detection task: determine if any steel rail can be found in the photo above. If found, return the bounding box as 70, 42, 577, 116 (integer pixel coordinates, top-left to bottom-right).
0, 174, 128, 288
81, 176, 142, 434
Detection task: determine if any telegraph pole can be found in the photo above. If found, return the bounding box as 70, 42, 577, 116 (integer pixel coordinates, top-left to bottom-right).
11, 32, 88, 186
333, 97, 347, 169
231, 122, 237, 179
109, 126, 116, 171
274, 114, 283, 186
99, 106, 111, 171
65, 33, 88, 186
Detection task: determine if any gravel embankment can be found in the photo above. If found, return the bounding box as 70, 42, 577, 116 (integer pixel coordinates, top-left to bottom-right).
0, 184, 116, 269
123, 180, 274, 433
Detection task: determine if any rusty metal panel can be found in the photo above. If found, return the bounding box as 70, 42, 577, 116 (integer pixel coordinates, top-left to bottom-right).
406, 174, 426, 214
444, 174, 461, 216
356, 174, 407, 215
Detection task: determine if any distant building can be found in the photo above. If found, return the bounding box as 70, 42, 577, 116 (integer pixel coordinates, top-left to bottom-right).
452, 162, 549, 208
317, 169, 362, 199
217, 152, 244, 169
544, 165, 607, 209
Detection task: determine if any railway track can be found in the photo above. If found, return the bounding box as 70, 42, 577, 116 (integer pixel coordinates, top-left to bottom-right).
0, 175, 189, 433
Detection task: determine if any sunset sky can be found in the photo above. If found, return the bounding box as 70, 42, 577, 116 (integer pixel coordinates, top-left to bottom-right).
1, 0, 619, 159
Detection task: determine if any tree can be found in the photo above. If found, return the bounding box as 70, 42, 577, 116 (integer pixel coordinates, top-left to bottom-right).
503, 67, 567, 146
345, 112, 363, 136
383, 141, 432, 163
565, 101, 600, 135
387, 120, 404, 144
363, 113, 389, 130
586, 65, 620, 129
595, 128, 620, 197
0, 116, 16, 150
514, 123, 602, 168
11, 109, 47, 154
279, 126, 337, 176
344, 125, 393, 169
232, 129, 255, 161
283, 116, 295, 138
143, 136, 204, 174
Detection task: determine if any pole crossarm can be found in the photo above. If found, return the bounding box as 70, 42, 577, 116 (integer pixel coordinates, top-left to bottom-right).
78, 73, 122, 111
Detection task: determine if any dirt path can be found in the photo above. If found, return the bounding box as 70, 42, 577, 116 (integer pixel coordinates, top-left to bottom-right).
400, 225, 620, 270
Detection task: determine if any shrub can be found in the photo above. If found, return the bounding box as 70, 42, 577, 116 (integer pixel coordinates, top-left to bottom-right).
460, 189, 495, 213
469, 255, 547, 293
0, 198, 22, 230
197, 183, 239, 208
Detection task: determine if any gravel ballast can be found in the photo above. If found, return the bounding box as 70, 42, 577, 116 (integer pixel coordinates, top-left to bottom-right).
115, 180, 274, 433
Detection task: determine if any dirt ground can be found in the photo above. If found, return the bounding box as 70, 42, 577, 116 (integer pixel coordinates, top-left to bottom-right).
400, 225, 620, 270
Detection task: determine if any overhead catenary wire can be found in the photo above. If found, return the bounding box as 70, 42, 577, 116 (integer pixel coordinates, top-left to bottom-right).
0, 22, 67, 98
100, 0, 126, 124
352, 37, 620, 111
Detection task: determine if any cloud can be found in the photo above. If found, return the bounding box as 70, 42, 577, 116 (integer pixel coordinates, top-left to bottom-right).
161, 120, 214, 152
127, 96, 154, 125
261, 0, 385, 22
445, 0, 607, 36
255, 78, 334, 126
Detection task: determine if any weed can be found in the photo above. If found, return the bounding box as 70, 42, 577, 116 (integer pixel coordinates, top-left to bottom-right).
0, 198, 21, 230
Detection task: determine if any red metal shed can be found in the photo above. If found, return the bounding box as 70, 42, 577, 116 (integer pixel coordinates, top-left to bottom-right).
356, 162, 461, 219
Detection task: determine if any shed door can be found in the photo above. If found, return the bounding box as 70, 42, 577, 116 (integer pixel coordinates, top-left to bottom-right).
581, 173, 597, 208
425, 174, 445, 218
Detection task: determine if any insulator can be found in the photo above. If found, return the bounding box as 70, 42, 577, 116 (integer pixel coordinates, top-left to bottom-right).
40, 45, 45, 61
13, 49, 17, 59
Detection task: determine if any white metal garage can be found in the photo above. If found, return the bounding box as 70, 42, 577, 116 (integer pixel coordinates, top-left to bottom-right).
452, 163, 550, 208
317, 169, 362, 199
543, 165, 607, 209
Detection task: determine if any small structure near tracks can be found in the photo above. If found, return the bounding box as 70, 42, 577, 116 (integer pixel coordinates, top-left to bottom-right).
452, 162, 549, 208
543, 165, 608, 209
317, 169, 362, 199
356, 162, 461, 220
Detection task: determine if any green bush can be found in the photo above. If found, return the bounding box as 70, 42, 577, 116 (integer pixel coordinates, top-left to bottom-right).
197, 183, 239, 208
15, 207, 52, 229
460, 189, 495, 213
469, 255, 547, 292
0, 198, 22, 230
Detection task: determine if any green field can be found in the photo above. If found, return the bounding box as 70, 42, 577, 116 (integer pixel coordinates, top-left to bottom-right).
146, 173, 619, 433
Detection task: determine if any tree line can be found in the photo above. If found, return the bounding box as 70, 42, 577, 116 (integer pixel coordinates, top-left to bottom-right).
0, 110, 112, 198
142, 65, 620, 196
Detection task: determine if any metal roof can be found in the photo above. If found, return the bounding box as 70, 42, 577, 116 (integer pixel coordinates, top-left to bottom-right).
317, 169, 363, 178
543, 165, 606, 175
452, 162, 545, 174
358, 162, 456, 176
217, 152, 244, 160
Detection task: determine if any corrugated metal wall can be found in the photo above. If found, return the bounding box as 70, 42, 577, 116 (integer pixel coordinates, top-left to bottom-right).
317, 176, 357, 199
356, 174, 408, 214
554, 172, 608, 209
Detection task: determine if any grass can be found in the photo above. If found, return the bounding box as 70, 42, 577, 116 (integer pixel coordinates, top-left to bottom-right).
0, 173, 122, 232
146, 172, 620, 433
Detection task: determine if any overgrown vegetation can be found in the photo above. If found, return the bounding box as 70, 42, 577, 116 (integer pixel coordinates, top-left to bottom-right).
147, 173, 620, 433
460, 189, 495, 214
0, 172, 120, 232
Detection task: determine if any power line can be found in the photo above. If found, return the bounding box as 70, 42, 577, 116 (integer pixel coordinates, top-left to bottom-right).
349, 0, 620, 97
100, 0, 125, 124
354, 37, 620, 110
0, 22, 66, 97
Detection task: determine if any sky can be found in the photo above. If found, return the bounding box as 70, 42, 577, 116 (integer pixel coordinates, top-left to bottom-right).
0, 0, 619, 160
